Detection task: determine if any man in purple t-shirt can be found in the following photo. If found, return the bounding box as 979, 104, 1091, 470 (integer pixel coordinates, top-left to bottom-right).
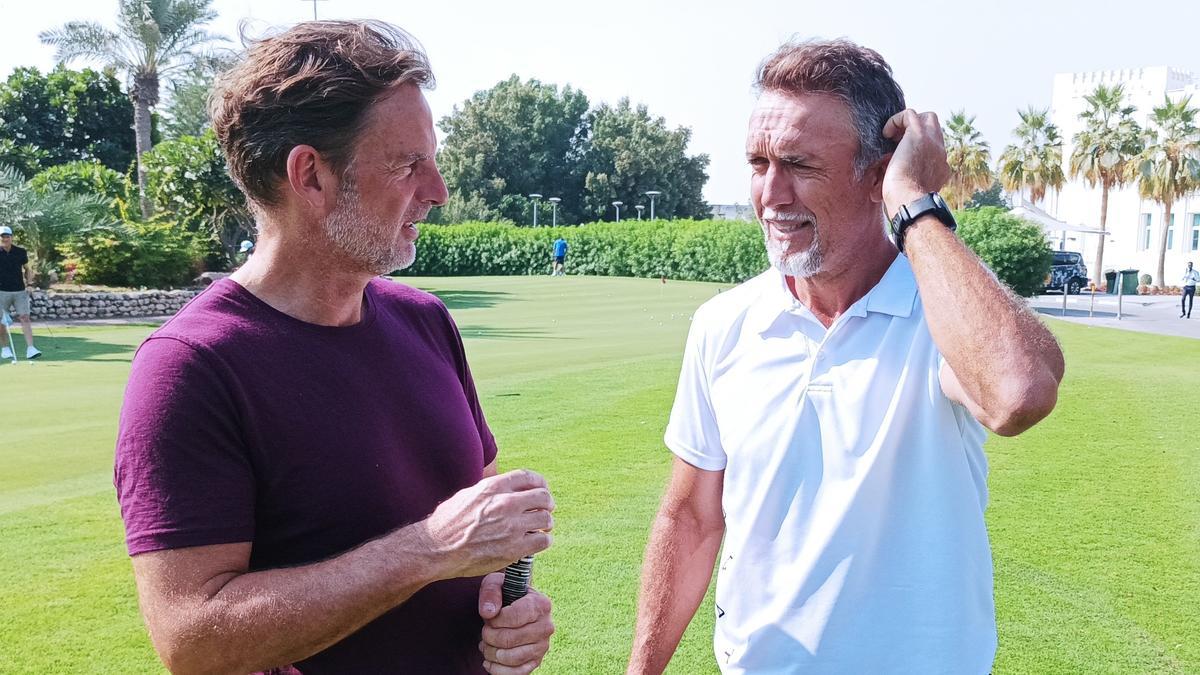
114, 21, 555, 674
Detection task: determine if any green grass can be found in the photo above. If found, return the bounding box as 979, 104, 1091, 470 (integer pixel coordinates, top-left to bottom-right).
0, 275, 1196, 673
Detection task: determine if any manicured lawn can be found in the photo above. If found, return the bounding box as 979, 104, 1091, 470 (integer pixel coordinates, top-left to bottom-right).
0, 275, 1195, 673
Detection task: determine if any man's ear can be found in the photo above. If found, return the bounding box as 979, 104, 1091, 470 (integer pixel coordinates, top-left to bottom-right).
285, 145, 340, 212
868, 153, 891, 204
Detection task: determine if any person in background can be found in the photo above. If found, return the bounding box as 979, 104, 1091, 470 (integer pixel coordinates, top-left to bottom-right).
552, 236, 568, 276
1181, 261, 1198, 318
0, 226, 42, 360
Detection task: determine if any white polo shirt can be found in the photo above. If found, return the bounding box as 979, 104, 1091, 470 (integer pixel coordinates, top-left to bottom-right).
665, 254, 995, 674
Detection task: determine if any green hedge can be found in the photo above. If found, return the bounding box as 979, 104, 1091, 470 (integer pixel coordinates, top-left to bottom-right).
400, 219, 768, 284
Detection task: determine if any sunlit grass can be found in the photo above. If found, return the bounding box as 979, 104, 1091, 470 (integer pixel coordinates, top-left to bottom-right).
0, 276, 1195, 673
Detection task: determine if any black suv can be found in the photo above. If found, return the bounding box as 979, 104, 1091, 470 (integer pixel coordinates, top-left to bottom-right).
1045, 251, 1088, 294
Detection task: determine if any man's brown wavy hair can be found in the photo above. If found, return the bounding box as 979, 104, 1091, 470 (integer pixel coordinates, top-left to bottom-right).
210, 20, 434, 208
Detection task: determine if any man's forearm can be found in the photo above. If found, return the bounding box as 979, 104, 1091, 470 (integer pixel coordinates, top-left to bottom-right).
139, 522, 449, 674
904, 218, 1064, 432
627, 509, 724, 674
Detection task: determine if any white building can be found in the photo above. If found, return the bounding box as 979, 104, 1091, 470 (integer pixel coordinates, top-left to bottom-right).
710, 203, 755, 220
1049, 66, 1200, 284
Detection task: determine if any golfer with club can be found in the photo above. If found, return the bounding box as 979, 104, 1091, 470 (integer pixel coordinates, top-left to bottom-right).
114, 21, 554, 674
0, 225, 42, 361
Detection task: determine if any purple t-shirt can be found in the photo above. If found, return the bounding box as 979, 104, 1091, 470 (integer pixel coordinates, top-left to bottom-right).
115, 277, 497, 674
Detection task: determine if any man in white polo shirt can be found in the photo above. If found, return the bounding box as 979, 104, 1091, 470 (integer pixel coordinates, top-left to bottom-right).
627, 39, 1064, 674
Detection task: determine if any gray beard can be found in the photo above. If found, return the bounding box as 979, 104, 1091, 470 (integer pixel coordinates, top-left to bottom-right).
323, 187, 416, 276
764, 227, 823, 278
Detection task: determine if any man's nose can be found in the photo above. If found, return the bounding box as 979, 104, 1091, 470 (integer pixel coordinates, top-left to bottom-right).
759, 162, 795, 211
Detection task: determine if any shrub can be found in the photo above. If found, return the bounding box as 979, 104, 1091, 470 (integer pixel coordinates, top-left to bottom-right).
30, 160, 131, 218
956, 207, 1053, 297
1139, 273, 1153, 286
398, 219, 767, 284
60, 218, 205, 288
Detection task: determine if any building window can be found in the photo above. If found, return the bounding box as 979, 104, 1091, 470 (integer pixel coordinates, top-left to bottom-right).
1192, 214, 1200, 251
1142, 214, 1152, 250
1167, 213, 1175, 250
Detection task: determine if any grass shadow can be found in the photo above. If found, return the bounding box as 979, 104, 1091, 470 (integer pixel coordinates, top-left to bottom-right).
423, 289, 513, 310
457, 325, 574, 341
0, 335, 136, 363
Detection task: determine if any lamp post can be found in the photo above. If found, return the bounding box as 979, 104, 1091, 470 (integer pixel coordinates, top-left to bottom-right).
644, 190, 661, 219
548, 197, 561, 226
300, 0, 328, 20
612, 201, 623, 222
529, 193, 543, 227
635, 205, 645, 220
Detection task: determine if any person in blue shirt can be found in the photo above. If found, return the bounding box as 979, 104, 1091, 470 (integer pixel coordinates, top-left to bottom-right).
552, 237, 568, 276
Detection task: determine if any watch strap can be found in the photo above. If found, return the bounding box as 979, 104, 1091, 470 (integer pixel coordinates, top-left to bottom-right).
889, 192, 956, 253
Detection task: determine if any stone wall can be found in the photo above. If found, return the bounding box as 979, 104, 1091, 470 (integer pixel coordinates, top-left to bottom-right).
27, 290, 200, 321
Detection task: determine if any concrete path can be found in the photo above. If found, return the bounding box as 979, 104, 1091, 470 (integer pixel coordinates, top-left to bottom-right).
1029, 291, 1200, 340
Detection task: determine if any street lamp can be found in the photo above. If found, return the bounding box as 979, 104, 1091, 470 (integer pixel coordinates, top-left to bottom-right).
529, 193, 543, 227
300, 0, 328, 20
548, 197, 561, 226
612, 201, 623, 222
644, 190, 661, 219
635, 205, 645, 220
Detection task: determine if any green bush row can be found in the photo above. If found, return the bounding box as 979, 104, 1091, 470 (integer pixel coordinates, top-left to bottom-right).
401, 219, 769, 284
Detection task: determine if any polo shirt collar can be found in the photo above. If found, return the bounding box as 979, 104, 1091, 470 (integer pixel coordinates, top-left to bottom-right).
752, 253, 917, 335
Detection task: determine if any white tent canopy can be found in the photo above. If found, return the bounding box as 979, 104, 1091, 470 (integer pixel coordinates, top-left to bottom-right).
1008, 199, 1109, 236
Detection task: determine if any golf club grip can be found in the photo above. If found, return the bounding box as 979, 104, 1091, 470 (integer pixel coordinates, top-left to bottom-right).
501, 556, 534, 606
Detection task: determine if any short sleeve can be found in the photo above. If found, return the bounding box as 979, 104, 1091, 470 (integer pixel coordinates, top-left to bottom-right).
114, 337, 255, 556
18, 248, 27, 266
436, 304, 498, 466
663, 323, 727, 471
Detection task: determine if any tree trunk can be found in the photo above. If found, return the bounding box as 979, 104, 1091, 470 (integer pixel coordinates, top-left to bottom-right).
1093, 183, 1109, 287
131, 72, 159, 221
133, 96, 154, 219
1156, 201, 1172, 288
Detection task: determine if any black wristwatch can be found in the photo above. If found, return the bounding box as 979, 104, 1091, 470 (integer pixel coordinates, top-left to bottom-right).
889, 192, 956, 253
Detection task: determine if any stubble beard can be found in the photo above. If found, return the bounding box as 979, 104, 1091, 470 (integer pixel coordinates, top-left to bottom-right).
323, 181, 416, 276
763, 222, 823, 278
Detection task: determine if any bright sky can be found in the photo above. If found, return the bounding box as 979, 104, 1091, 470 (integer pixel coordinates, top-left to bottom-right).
0, 0, 1197, 205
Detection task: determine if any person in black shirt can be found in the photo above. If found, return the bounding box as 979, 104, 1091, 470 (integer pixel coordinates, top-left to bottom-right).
0, 226, 42, 359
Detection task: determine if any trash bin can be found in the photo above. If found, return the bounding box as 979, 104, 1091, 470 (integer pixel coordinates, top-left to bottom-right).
1105, 270, 1118, 294
1120, 269, 1139, 295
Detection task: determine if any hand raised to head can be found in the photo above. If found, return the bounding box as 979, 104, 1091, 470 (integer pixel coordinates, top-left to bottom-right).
881, 109, 950, 216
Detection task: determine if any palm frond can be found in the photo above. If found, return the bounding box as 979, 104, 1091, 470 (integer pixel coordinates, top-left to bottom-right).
38, 22, 129, 68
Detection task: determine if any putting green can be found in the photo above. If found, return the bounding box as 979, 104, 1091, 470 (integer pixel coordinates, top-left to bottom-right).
0, 275, 1195, 673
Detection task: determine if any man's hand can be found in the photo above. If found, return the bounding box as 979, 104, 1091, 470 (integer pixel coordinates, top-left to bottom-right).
881, 109, 950, 216
478, 573, 554, 675
421, 469, 555, 579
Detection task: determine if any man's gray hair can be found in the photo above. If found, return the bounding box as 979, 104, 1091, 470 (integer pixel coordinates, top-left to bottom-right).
754, 38, 906, 176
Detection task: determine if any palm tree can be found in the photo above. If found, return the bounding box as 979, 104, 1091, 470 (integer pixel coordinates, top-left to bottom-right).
1137, 95, 1200, 287
1069, 84, 1143, 286
942, 111, 993, 210
39, 0, 222, 219
998, 107, 1065, 205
